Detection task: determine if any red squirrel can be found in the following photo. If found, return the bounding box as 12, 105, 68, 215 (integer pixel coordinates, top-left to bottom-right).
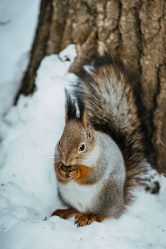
52, 56, 160, 227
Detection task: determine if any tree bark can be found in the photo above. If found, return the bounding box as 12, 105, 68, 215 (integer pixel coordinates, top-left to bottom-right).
16, 0, 166, 173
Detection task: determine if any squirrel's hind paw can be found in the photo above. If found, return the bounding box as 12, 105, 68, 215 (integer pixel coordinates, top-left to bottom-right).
51, 208, 79, 219
74, 213, 105, 227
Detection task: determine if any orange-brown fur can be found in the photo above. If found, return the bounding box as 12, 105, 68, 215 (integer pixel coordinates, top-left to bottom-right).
52, 208, 79, 219
55, 162, 94, 185
74, 164, 94, 184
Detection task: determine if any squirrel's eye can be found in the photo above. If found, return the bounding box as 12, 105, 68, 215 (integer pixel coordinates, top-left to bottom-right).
79, 144, 86, 152
58, 141, 61, 147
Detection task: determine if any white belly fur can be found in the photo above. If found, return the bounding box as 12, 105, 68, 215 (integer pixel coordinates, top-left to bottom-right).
58, 181, 101, 212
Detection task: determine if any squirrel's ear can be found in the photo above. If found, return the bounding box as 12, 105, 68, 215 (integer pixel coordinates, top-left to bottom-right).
81, 111, 88, 128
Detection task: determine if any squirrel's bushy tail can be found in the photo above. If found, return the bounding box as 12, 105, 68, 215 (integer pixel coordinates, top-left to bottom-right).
74, 56, 160, 202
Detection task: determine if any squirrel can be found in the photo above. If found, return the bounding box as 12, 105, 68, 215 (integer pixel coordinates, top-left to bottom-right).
51, 55, 160, 227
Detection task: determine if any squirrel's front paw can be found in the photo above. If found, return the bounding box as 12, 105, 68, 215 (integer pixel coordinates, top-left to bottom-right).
55, 162, 79, 182
68, 168, 80, 179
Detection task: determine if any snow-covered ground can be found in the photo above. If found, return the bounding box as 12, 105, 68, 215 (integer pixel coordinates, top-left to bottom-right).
0, 45, 166, 249
0, 2, 166, 248
0, 0, 40, 117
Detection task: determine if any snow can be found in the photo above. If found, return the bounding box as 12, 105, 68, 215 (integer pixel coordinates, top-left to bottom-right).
0, 45, 166, 249
0, 0, 40, 117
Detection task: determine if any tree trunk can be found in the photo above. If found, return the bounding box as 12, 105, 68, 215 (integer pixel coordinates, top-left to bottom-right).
16, 0, 166, 173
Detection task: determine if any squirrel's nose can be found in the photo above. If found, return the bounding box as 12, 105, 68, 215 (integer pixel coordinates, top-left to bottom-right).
62, 159, 66, 165
62, 159, 71, 167
62, 157, 76, 167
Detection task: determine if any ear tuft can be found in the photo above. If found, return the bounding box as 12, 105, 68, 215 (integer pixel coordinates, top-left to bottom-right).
76, 94, 88, 127
65, 89, 88, 125
65, 89, 77, 121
